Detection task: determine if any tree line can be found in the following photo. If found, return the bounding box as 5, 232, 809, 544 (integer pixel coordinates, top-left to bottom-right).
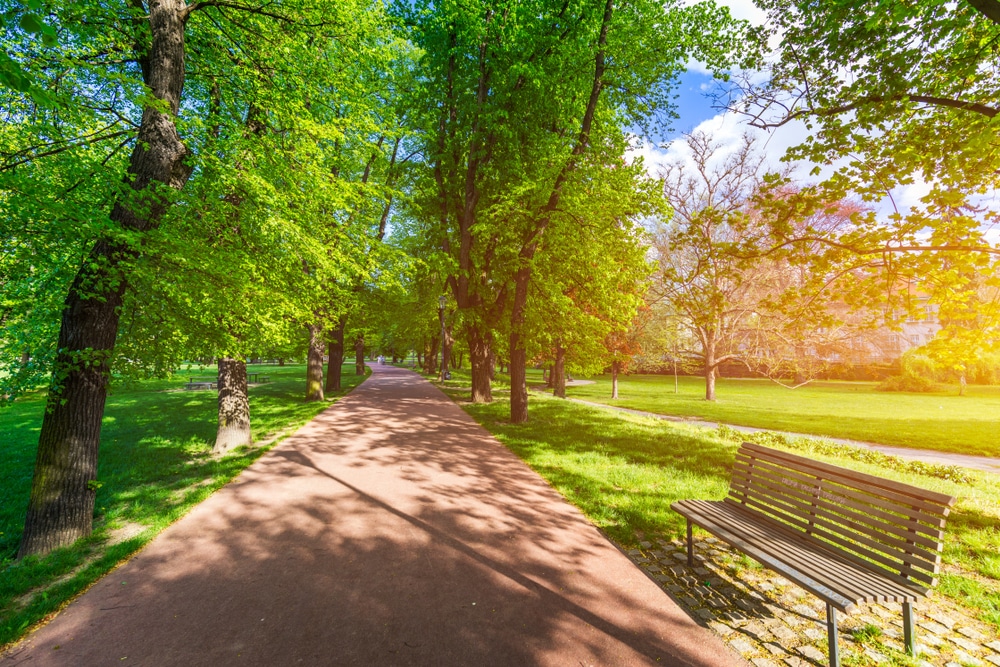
2, 0, 999, 561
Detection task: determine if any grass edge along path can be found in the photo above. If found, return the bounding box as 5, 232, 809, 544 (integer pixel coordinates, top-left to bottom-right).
565, 374, 1000, 458
0, 364, 369, 650
431, 370, 1000, 639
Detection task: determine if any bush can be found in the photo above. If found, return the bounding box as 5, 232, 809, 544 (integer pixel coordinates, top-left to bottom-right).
876, 373, 942, 393
900, 351, 943, 382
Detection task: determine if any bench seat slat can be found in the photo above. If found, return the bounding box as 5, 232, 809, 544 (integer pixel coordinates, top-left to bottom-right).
713, 498, 927, 600
673, 499, 923, 608
673, 500, 859, 611
730, 475, 943, 569
688, 500, 912, 604
739, 444, 955, 512
729, 493, 936, 589
730, 488, 941, 586
732, 457, 946, 544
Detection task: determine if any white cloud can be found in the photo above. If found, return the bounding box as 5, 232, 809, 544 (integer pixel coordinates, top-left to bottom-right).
627, 110, 943, 224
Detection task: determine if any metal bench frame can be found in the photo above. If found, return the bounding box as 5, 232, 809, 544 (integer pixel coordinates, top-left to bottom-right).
672, 443, 955, 667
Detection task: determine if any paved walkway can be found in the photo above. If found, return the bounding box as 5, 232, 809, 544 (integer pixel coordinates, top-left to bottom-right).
3, 365, 741, 667
565, 398, 1000, 473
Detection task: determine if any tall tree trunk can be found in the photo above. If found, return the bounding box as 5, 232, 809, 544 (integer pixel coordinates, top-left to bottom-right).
18, 1, 192, 559
278, 358, 285, 366
704, 339, 717, 401
509, 338, 528, 423
468, 326, 493, 403
422, 336, 434, 374
325, 317, 345, 393
355, 334, 365, 375
553, 344, 566, 398
305, 325, 324, 401
215, 358, 251, 454
510, 267, 531, 423
611, 361, 620, 399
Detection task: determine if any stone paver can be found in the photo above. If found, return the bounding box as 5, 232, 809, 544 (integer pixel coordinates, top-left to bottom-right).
623, 535, 1000, 667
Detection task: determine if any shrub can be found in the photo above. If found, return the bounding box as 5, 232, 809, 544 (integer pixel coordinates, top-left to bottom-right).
876, 374, 942, 393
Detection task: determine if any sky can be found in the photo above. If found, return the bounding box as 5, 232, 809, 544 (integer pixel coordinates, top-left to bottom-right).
640, 0, 1000, 247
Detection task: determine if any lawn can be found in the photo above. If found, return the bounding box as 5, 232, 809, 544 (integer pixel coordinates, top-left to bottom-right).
435, 369, 1000, 632
564, 374, 1000, 457
0, 363, 367, 648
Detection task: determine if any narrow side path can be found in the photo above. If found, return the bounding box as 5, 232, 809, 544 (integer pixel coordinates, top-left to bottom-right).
3, 365, 740, 667
564, 397, 1000, 473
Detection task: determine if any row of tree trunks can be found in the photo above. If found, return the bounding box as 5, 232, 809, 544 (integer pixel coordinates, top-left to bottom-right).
17, 0, 193, 559
306, 324, 325, 401
325, 317, 346, 393
215, 358, 251, 454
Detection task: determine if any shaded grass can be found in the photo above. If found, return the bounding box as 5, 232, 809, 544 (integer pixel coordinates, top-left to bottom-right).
566, 374, 1000, 457
0, 363, 367, 648
439, 369, 1000, 631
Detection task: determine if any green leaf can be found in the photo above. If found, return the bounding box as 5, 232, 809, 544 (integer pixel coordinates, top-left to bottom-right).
19, 13, 44, 34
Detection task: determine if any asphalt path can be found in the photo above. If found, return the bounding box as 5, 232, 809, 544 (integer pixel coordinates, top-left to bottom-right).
3, 364, 741, 666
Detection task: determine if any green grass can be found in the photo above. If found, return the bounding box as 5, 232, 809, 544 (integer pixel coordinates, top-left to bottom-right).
564, 374, 1000, 457
436, 368, 1000, 631
0, 363, 367, 648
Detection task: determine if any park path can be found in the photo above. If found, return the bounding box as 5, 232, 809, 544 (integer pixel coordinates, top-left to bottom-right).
564, 397, 1000, 473
2, 365, 741, 667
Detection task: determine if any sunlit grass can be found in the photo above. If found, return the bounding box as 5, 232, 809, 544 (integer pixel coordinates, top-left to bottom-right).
564, 374, 1000, 457
438, 368, 1000, 631
0, 363, 367, 648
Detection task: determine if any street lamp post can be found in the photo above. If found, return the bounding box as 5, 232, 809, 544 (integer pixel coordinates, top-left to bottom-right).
438, 295, 449, 380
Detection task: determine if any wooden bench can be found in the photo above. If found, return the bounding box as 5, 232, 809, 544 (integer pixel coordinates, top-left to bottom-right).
184, 377, 217, 390
672, 443, 955, 667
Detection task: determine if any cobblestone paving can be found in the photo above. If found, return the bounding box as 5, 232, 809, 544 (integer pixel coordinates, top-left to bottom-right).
628, 535, 999, 667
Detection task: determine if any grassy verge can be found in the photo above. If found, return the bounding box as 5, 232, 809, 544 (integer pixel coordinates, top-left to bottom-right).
436, 368, 1000, 631
565, 374, 1000, 457
0, 363, 368, 648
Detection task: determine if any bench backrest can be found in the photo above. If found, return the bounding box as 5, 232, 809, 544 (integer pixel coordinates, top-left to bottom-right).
725, 442, 956, 595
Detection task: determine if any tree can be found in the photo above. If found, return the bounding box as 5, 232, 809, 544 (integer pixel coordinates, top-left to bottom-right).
654, 132, 869, 400
727, 0, 1000, 310
403, 0, 758, 421
3, 0, 389, 558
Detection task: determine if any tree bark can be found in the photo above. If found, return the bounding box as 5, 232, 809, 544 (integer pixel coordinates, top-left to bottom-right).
468, 326, 493, 403
553, 344, 566, 398
355, 334, 365, 375
17, 0, 192, 559
215, 358, 251, 454
509, 266, 532, 423
611, 361, 620, 399
704, 338, 717, 401
305, 325, 324, 401
509, 336, 529, 423
325, 317, 345, 393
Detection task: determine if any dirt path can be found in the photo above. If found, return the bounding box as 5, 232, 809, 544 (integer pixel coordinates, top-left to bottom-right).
3, 365, 741, 666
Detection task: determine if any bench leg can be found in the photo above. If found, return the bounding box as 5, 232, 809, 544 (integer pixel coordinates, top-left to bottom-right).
903, 601, 915, 656
826, 603, 840, 667
686, 519, 693, 567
